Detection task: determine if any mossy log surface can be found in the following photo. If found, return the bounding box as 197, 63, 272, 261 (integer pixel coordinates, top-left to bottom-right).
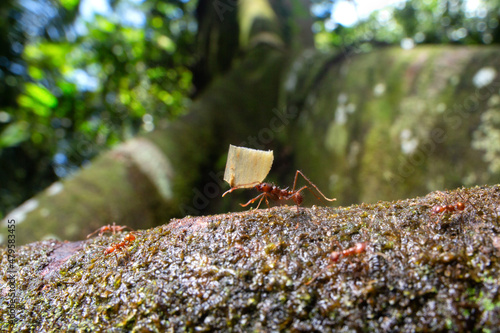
2, 185, 499, 332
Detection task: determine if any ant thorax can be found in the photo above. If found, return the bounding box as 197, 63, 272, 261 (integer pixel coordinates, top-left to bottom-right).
256, 183, 273, 192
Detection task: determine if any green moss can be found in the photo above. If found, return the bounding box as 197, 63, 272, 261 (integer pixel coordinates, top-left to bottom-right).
1, 184, 499, 331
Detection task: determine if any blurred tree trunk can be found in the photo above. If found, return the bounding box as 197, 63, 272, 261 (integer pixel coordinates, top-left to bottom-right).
2, 0, 298, 245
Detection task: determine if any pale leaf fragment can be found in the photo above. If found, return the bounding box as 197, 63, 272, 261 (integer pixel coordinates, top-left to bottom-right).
223, 145, 274, 188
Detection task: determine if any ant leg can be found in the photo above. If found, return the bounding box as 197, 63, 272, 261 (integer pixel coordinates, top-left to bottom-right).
87, 224, 110, 238
86, 229, 101, 239
305, 262, 336, 286
222, 187, 240, 197
294, 185, 332, 206
116, 225, 134, 234
255, 195, 271, 210
241, 193, 266, 207
292, 170, 336, 202
456, 191, 479, 213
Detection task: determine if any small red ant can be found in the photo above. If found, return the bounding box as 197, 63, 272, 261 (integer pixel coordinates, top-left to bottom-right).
305, 242, 367, 285
431, 202, 465, 215
87, 222, 134, 238
104, 232, 136, 258
329, 242, 368, 262
222, 170, 336, 210
428, 190, 473, 224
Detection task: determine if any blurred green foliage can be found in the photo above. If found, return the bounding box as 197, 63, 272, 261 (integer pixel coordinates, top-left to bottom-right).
313, 0, 500, 51
0, 0, 196, 217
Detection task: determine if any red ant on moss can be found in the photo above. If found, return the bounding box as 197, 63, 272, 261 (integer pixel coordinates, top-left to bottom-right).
305, 242, 367, 285
431, 202, 465, 216
329, 242, 368, 262
429, 190, 473, 223
87, 222, 134, 238
103, 232, 136, 259
222, 170, 336, 210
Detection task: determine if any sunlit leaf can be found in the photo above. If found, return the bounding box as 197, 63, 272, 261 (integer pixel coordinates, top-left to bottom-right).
58, 0, 79, 10
28, 66, 44, 80
37, 43, 73, 67
57, 81, 77, 95
0, 121, 30, 148
17, 95, 51, 117
152, 16, 163, 29
23, 44, 44, 61
78, 121, 93, 134
157, 35, 176, 53
24, 83, 58, 108
96, 16, 116, 33
123, 27, 144, 42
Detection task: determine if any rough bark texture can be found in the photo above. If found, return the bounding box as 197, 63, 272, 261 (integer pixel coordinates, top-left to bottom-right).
1, 0, 500, 247
1, 185, 499, 331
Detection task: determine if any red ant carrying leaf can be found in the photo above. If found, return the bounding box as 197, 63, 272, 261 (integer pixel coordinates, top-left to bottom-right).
222, 145, 335, 210
223, 170, 336, 210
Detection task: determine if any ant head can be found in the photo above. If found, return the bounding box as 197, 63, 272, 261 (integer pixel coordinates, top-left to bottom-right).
104, 247, 115, 255
355, 242, 367, 253
256, 183, 273, 192
124, 233, 136, 242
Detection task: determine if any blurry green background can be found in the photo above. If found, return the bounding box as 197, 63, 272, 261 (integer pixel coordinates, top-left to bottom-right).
1, 0, 500, 218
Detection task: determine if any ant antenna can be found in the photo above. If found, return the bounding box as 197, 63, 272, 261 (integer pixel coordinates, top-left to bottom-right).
293, 170, 336, 203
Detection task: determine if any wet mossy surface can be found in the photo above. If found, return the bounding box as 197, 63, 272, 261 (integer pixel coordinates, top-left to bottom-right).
1, 185, 499, 332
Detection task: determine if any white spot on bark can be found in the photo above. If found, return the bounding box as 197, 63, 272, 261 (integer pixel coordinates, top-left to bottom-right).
41, 234, 60, 241
400, 129, 419, 155
338, 93, 348, 104
373, 83, 386, 96
401, 38, 415, 50
335, 106, 347, 124
2, 199, 39, 225
40, 208, 50, 217
347, 141, 361, 167
473, 67, 497, 88
335, 93, 355, 125
285, 60, 303, 92
46, 182, 64, 196
436, 103, 446, 113
346, 103, 356, 114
